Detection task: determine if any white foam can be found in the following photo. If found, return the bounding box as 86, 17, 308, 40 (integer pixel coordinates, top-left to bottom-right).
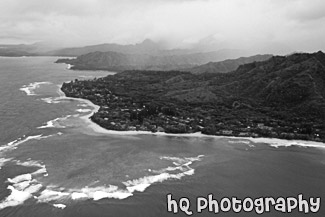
185, 155, 204, 162
0, 135, 44, 153
124, 155, 203, 193
245, 137, 325, 149
0, 160, 47, 210
71, 192, 88, 200
160, 156, 187, 164
228, 140, 251, 144
69, 185, 132, 201
13, 181, 31, 191
20, 82, 51, 96
123, 172, 187, 193
53, 203, 66, 209
40, 97, 62, 104
0, 186, 33, 210
13, 159, 47, 177
38, 116, 72, 129
93, 191, 132, 200
78, 75, 94, 79
32, 166, 47, 175
14, 159, 44, 168
29, 155, 202, 207
8, 174, 32, 184
7, 140, 18, 146
152, 166, 184, 173
0, 157, 12, 168
38, 120, 56, 128
183, 169, 195, 176
37, 118, 60, 129
24, 184, 43, 195
125, 183, 151, 193
0, 170, 43, 209
157, 155, 203, 173
37, 189, 70, 203
76, 109, 92, 113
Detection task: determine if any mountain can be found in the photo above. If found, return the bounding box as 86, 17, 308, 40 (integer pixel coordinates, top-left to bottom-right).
55, 49, 249, 71
188, 54, 273, 74
0, 44, 36, 57
56, 51, 194, 71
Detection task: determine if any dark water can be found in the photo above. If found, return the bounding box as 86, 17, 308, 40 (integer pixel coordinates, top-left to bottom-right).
0, 57, 324, 217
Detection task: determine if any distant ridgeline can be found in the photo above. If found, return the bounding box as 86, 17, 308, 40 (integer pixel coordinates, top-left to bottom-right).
55, 51, 272, 72
61, 51, 325, 142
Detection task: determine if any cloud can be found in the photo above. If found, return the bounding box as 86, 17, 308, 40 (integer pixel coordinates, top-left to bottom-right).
0, 0, 324, 54
286, 0, 325, 22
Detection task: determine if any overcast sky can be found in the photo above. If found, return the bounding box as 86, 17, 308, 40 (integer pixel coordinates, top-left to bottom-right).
0, 0, 324, 54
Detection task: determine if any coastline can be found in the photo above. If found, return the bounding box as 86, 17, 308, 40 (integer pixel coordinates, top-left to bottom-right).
57, 86, 325, 149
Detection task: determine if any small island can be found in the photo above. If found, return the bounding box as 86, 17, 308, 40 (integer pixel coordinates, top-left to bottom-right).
61, 52, 325, 142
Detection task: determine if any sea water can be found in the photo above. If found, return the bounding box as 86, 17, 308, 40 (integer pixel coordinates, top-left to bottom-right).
0, 57, 324, 217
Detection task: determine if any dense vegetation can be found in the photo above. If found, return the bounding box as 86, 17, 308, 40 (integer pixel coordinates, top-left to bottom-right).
61, 52, 325, 142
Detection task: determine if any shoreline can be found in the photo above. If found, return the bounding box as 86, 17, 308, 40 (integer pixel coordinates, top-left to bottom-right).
57, 86, 325, 149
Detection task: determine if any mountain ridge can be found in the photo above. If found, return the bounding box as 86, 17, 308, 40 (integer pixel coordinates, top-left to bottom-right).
55, 49, 252, 72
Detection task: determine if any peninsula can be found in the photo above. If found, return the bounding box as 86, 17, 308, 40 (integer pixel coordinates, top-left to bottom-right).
61, 52, 325, 142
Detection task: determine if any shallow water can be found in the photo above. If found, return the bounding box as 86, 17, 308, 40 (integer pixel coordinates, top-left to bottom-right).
0, 57, 324, 216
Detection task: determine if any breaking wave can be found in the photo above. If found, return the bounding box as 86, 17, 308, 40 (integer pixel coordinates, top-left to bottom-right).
246, 137, 325, 149
0, 159, 47, 210
37, 115, 71, 129
0, 154, 204, 209
40, 97, 62, 104
123, 155, 203, 193
0, 135, 45, 153
76, 109, 92, 113
20, 82, 51, 96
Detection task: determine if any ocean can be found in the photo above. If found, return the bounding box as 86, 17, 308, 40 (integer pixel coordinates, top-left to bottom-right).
0, 57, 324, 217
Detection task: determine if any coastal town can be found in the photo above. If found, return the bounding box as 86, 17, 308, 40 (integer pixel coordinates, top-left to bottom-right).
61, 70, 324, 142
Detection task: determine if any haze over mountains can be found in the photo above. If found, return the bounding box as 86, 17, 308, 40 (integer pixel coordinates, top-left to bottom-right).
56, 50, 265, 72
2, 39, 262, 71
0, 42, 64, 57
0, 39, 246, 57
34, 38, 272, 72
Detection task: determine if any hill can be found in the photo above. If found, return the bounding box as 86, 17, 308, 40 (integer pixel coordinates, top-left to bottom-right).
188, 54, 272, 74
210, 51, 325, 118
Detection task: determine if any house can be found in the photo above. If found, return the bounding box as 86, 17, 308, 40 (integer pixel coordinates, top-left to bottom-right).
239, 132, 250, 136
222, 130, 233, 135
128, 126, 136, 131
